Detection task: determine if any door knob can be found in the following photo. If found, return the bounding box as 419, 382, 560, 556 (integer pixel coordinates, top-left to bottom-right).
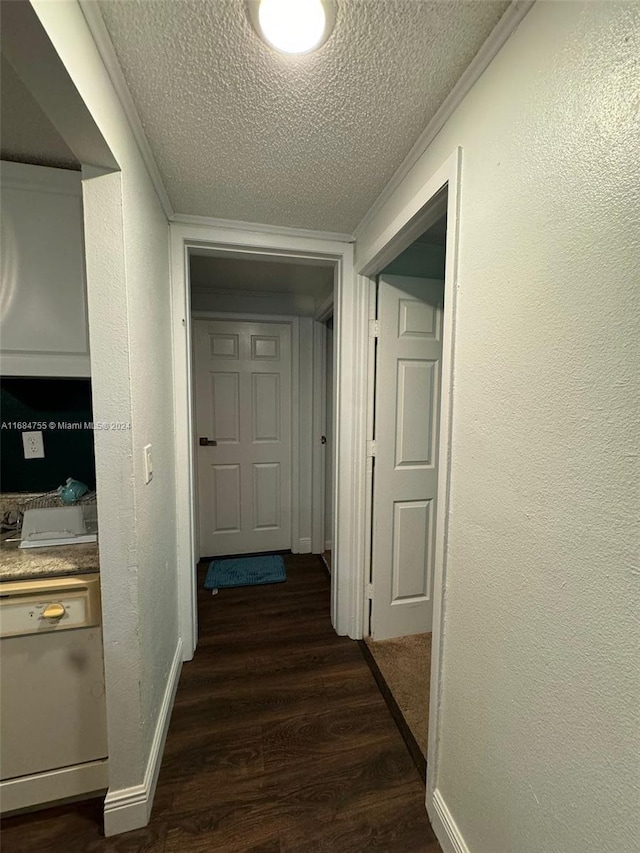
42, 603, 66, 620
199, 437, 218, 446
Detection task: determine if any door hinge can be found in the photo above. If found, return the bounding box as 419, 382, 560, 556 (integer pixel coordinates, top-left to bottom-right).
366, 582, 374, 599
369, 319, 380, 338
366, 439, 377, 458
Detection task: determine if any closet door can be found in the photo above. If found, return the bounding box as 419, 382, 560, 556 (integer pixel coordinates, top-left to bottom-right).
371, 276, 444, 639
194, 319, 292, 556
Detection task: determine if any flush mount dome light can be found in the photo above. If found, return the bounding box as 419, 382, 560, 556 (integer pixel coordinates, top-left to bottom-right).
248, 0, 336, 55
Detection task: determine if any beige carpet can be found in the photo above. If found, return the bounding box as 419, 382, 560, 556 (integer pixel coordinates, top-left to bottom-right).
365, 633, 431, 758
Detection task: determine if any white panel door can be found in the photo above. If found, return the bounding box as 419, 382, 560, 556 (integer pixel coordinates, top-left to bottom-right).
194, 320, 292, 557
371, 276, 444, 639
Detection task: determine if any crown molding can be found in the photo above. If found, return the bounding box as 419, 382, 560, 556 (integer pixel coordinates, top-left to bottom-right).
353, 0, 535, 240
78, 0, 174, 220
170, 212, 354, 244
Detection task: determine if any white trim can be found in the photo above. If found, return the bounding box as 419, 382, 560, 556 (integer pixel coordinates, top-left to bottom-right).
311, 320, 327, 554
362, 275, 378, 637
78, 0, 174, 220
174, 223, 351, 259
171, 234, 198, 660
170, 222, 355, 650
297, 537, 312, 553
291, 320, 301, 555
358, 160, 451, 276
314, 288, 335, 322
428, 789, 471, 853
353, 0, 534, 240
355, 149, 462, 804
324, 540, 332, 551
427, 152, 461, 797
331, 269, 368, 638
103, 638, 183, 836
171, 212, 353, 244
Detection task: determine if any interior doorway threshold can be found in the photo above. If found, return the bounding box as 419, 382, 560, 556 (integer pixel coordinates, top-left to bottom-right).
358, 639, 427, 781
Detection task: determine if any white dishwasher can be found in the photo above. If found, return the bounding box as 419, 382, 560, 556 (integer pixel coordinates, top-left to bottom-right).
0, 573, 108, 814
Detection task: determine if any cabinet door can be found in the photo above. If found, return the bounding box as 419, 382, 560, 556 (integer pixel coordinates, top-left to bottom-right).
0, 161, 90, 376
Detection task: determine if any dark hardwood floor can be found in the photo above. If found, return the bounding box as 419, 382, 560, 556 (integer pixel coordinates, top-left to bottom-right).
1, 554, 442, 853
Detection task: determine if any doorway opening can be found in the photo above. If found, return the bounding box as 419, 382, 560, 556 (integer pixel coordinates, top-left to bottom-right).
182, 241, 344, 641
354, 150, 461, 801
362, 200, 447, 771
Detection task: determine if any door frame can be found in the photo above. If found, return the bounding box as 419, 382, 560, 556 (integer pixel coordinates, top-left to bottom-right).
191, 312, 300, 558
310, 293, 334, 557
170, 222, 356, 659
311, 319, 327, 556
356, 149, 462, 805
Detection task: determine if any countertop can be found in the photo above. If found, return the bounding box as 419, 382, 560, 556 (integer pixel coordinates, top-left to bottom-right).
0, 537, 100, 583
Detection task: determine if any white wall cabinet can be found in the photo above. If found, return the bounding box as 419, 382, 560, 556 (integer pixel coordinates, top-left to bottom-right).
0, 161, 90, 377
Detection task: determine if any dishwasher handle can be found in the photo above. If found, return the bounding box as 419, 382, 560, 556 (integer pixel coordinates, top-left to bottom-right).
42, 603, 66, 620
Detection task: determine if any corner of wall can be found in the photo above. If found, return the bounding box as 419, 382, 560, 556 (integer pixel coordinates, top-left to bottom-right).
103, 637, 182, 836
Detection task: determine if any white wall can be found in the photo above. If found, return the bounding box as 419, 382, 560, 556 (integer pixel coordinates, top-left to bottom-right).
32, 0, 180, 833
191, 286, 316, 317
357, 3, 640, 852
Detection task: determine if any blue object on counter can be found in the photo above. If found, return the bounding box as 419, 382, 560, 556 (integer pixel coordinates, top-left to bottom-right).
59, 478, 89, 505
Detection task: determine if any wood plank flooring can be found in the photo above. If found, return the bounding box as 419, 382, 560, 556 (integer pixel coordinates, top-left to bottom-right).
1, 554, 442, 853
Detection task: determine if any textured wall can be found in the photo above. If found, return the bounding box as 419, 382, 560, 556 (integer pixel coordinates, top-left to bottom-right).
32, 0, 179, 804
357, 3, 640, 852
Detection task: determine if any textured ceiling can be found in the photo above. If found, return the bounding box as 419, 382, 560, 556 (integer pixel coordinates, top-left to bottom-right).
98, 0, 509, 232
190, 254, 334, 297
0, 55, 80, 170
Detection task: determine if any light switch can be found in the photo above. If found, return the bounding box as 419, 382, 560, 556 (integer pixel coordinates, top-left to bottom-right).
22, 431, 45, 459
144, 444, 153, 484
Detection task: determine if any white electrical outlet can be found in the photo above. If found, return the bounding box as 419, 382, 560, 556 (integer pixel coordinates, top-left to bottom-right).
144, 444, 153, 484
22, 431, 45, 459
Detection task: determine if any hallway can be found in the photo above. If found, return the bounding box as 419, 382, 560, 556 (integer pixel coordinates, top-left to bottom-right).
2, 554, 442, 852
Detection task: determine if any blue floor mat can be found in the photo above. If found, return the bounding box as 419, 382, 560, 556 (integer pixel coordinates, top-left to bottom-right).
204, 554, 286, 590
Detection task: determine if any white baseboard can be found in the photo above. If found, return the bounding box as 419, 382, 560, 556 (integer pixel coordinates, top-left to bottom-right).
428, 788, 470, 853
103, 638, 183, 836
298, 537, 312, 554
324, 539, 332, 552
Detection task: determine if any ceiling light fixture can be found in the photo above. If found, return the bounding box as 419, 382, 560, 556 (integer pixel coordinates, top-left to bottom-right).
248, 0, 336, 55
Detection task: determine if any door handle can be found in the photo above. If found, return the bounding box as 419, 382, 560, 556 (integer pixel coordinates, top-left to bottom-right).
199, 437, 218, 446
321, 436, 327, 445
